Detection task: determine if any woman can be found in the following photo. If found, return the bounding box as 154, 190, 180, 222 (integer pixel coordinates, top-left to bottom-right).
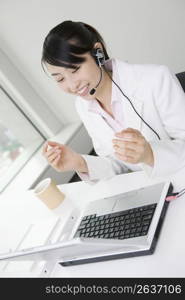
41, 20, 185, 183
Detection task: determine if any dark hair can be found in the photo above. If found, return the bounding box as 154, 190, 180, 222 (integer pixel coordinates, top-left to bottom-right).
41, 20, 109, 70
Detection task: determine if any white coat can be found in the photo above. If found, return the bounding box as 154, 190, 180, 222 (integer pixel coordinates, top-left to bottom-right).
75, 59, 185, 183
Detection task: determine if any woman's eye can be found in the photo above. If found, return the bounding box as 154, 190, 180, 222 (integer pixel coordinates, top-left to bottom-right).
57, 78, 64, 83
72, 66, 80, 73
56, 66, 80, 82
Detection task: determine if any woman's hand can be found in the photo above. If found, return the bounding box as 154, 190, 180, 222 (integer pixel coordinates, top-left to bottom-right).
42, 141, 88, 172
112, 128, 154, 166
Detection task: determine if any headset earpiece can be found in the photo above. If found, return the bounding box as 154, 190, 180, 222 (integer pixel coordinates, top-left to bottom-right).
91, 48, 105, 67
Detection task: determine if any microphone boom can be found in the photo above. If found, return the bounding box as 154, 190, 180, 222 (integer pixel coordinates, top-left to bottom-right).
89, 68, 103, 95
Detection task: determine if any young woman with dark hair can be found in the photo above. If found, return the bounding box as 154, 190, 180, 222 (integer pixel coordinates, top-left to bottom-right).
42, 20, 185, 183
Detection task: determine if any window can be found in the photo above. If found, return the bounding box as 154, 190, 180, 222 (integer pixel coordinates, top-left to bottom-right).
0, 86, 45, 193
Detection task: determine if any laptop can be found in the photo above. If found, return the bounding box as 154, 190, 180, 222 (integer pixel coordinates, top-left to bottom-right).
0, 181, 172, 266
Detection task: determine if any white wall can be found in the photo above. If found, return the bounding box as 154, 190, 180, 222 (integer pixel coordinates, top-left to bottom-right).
0, 0, 185, 125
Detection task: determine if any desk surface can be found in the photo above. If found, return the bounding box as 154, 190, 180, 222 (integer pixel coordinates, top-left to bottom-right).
0, 171, 185, 277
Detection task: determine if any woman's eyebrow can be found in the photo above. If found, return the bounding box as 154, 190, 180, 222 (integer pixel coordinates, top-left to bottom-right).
51, 72, 62, 76
51, 66, 77, 76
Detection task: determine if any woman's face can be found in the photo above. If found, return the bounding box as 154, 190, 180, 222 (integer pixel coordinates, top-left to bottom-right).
46, 51, 106, 100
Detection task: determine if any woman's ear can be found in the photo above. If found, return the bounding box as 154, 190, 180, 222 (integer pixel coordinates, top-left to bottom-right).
91, 46, 105, 67
93, 42, 103, 51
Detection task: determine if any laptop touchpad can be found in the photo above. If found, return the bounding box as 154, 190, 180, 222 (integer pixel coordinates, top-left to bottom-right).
96, 191, 139, 216
112, 190, 140, 212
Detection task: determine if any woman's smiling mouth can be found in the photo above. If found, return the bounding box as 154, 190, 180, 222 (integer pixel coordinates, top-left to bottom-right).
77, 84, 89, 96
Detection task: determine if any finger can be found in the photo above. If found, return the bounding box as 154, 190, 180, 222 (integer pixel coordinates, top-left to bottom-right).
115, 152, 133, 162
113, 132, 144, 143
47, 149, 61, 162
122, 128, 142, 135
42, 141, 60, 156
114, 133, 139, 142
115, 152, 138, 164
47, 141, 62, 147
125, 128, 142, 134
115, 128, 142, 140
44, 145, 61, 158
114, 146, 136, 157
48, 155, 61, 168
113, 139, 136, 149
113, 140, 143, 152
52, 154, 61, 168
112, 138, 140, 149
42, 142, 48, 155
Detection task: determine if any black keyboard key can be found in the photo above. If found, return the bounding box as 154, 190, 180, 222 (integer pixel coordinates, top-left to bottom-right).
142, 225, 149, 232
75, 230, 81, 237
105, 224, 110, 229
143, 215, 153, 221
140, 231, 148, 236
99, 234, 105, 238
114, 232, 119, 237
78, 224, 86, 230
131, 223, 136, 229
125, 219, 130, 224
136, 212, 141, 217
104, 234, 110, 238
89, 221, 96, 227
100, 225, 105, 230
95, 226, 100, 231
143, 209, 154, 215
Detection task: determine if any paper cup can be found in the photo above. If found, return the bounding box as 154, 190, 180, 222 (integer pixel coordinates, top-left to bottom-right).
34, 178, 65, 209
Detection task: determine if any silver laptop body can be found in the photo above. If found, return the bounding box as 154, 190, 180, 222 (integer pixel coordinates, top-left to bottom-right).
0, 181, 171, 266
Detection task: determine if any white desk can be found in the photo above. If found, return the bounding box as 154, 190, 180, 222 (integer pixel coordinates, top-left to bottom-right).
0, 170, 185, 277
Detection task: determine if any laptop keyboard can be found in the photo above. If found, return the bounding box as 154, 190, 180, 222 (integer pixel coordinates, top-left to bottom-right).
74, 203, 157, 240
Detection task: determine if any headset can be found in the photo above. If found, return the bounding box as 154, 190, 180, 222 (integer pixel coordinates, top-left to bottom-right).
91, 48, 106, 67
91, 48, 161, 140
89, 48, 105, 95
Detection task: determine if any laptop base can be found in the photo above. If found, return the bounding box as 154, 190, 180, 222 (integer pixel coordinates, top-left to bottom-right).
59, 201, 169, 267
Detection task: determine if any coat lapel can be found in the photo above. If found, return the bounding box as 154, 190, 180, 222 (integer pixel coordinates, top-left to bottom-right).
89, 112, 115, 137
88, 112, 115, 154
122, 94, 143, 132
114, 58, 144, 132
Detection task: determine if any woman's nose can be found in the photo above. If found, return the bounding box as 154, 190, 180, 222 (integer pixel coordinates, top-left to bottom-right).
68, 80, 80, 93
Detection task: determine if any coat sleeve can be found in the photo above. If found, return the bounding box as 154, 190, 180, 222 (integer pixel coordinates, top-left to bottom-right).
74, 98, 133, 184
77, 146, 132, 184
145, 66, 185, 178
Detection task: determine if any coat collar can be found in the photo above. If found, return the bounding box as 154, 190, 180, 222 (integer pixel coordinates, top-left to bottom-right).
88, 95, 143, 137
